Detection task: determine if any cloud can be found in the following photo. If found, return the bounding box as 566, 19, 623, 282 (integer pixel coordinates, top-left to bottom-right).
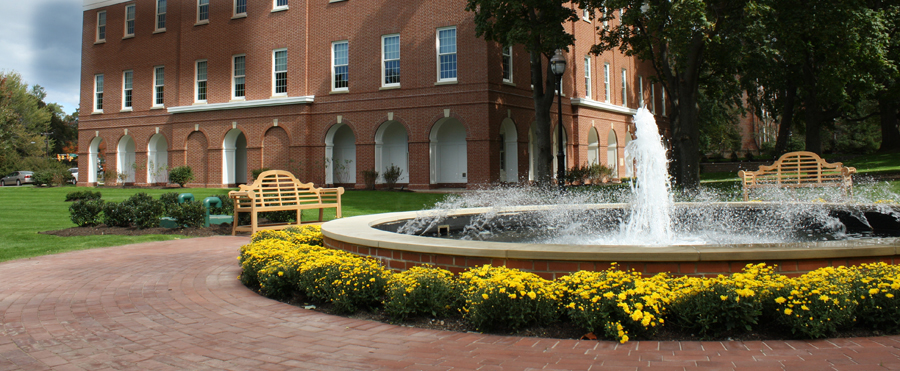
31, 0, 83, 114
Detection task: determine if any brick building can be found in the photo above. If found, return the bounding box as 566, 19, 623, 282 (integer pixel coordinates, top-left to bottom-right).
78, 0, 666, 189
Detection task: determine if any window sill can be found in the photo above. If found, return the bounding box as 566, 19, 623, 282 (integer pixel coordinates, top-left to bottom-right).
153, 29, 166, 34
94, 40, 106, 45
230, 98, 246, 102
232, 13, 247, 19
120, 108, 133, 113
192, 101, 207, 106
151, 106, 165, 110
269, 94, 288, 99
502, 81, 515, 87
330, 90, 349, 94
122, 35, 134, 40
379, 85, 400, 90
194, 20, 209, 26
271, 6, 288, 12
434, 80, 458, 86
92, 110, 104, 115
328, 0, 347, 3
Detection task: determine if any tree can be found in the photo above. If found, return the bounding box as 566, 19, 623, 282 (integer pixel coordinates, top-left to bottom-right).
465, 0, 579, 184
0, 72, 53, 173
580, 0, 754, 191
870, 0, 900, 153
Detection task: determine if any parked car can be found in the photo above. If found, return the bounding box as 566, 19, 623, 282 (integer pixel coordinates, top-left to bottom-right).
68, 168, 78, 184
0, 171, 34, 186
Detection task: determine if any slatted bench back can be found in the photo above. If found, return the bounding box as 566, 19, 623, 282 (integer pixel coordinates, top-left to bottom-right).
236, 170, 320, 209
750, 151, 847, 186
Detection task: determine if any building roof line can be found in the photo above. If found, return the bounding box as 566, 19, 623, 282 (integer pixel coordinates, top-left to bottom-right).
167, 96, 315, 114
84, 0, 130, 11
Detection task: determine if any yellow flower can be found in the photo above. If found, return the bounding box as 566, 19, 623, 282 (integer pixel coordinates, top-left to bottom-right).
869, 288, 879, 295
785, 308, 793, 315
887, 293, 895, 298
482, 293, 489, 300
509, 293, 517, 299
775, 297, 787, 304
277, 271, 284, 277
720, 295, 728, 301
527, 291, 537, 300
801, 305, 809, 311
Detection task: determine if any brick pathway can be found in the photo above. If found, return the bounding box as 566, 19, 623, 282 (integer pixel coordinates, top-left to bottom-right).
2, 237, 900, 370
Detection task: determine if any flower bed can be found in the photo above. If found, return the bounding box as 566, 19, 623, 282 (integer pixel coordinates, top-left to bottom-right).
239, 226, 900, 342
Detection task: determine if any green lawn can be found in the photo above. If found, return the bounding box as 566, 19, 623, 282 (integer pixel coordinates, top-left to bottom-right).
0, 186, 447, 263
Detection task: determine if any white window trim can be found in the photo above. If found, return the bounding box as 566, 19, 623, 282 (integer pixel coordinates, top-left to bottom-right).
232, 55, 246, 100
603, 63, 610, 103
93, 74, 104, 113
122, 70, 133, 111
502, 45, 513, 84
196, 0, 210, 25
584, 56, 592, 99
582, 7, 591, 22
195, 60, 208, 103
436, 26, 458, 83
153, 66, 165, 108
331, 40, 349, 92
621, 68, 627, 107
96, 11, 106, 43
381, 34, 400, 88
155, 0, 166, 32
661, 88, 667, 116
603, 7, 609, 29
272, 49, 288, 97
272, 0, 288, 12
638, 75, 644, 108
233, 0, 247, 18
123, 4, 135, 38
651, 84, 656, 114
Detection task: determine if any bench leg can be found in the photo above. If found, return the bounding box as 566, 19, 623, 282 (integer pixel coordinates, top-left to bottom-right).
743, 188, 749, 202
231, 211, 239, 236
336, 205, 342, 219
318, 208, 324, 222
251, 211, 258, 235
296, 209, 303, 225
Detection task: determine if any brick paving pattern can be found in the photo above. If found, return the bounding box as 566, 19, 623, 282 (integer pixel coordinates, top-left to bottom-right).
2, 236, 900, 370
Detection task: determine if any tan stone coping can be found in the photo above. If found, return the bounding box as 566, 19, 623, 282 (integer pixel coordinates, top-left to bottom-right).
321, 203, 900, 263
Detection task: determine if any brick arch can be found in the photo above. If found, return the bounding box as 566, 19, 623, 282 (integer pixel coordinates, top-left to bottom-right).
185, 131, 208, 185
262, 126, 290, 171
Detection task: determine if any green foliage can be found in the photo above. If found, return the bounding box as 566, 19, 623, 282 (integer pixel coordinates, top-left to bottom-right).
459, 265, 558, 332
65, 190, 101, 202
169, 200, 205, 228
361, 169, 378, 190
69, 199, 105, 227
168, 166, 194, 187
850, 263, 900, 333
123, 193, 163, 229
101, 201, 132, 227
251, 167, 270, 180
382, 164, 404, 190
384, 265, 462, 320
159, 192, 180, 212
698, 91, 742, 156
772, 266, 857, 339
209, 191, 234, 216
0, 72, 53, 175
297, 250, 390, 314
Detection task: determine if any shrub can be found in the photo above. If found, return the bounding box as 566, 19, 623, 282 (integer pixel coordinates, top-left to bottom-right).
851, 263, 900, 333
459, 265, 558, 332
251, 168, 271, 181
123, 193, 164, 229
385, 265, 461, 320
297, 251, 389, 313
65, 190, 101, 202
383, 164, 404, 190
239, 238, 304, 288
159, 192, 180, 212
771, 266, 857, 339
209, 192, 234, 216
102, 169, 117, 184
262, 210, 296, 224
102, 201, 132, 227
588, 163, 613, 183
281, 225, 324, 246
69, 199, 105, 226
168, 200, 206, 228
361, 169, 378, 190
169, 166, 194, 187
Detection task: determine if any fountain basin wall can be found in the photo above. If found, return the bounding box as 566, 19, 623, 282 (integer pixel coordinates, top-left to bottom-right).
321, 203, 900, 279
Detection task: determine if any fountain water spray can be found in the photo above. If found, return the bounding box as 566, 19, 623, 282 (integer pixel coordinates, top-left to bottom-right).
620, 107, 673, 245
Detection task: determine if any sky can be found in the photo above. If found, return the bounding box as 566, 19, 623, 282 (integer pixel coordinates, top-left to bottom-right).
0, 0, 83, 115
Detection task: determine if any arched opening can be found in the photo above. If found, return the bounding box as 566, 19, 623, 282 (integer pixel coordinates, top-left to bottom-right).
499, 118, 518, 183
607, 129, 619, 178
223, 129, 247, 186
551, 125, 569, 178
587, 127, 600, 165
375, 121, 408, 184
116, 135, 136, 183
325, 123, 356, 184
429, 118, 467, 184
88, 136, 104, 183
624, 133, 634, 177
147, 134, 168, 184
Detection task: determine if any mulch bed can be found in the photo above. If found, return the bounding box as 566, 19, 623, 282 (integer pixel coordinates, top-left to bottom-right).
40, 223, 234, 237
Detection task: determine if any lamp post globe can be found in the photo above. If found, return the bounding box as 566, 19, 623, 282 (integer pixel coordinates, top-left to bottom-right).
550, 49, 567, 188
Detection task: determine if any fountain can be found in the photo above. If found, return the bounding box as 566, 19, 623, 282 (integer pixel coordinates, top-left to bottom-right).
322, 108, 900, 279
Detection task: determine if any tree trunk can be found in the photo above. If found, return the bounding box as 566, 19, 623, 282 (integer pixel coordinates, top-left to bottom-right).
530, 50, 555, 184
774, 83, 796, 155
669, 84, 701, 191
878, 97, 900, 153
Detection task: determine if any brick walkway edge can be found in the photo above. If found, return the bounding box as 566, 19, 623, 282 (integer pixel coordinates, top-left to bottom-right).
2, 236, 899, 370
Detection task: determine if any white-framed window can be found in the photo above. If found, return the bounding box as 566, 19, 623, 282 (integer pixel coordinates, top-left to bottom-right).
124, 5, 135, 37
651, 84, 656, 114
621, 68, 627, 106
661, 88, 667, 116
156, 0, 167, 31
94, 74, 104, 112
437, 27, 457, 82
382, 34, 400, 87
96, 11, 106, 42
197, 0, 209, 23
584, 56, 592, 99
273, 49, 288, 95
122, 70, 133, 109
603, 7, 609, 28
196, 60, 208, 102
502, 45, 512, 83
583, 7, 591, 22
234, 0, 247, 16
603, 63, 610, 103
233, 55, 246, 99
273, 0, 288, 11
332, 41, 348, 91
153, 66, 165, 107
638, 75, 644, 107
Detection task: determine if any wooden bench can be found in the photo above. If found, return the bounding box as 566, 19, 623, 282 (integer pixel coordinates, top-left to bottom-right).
737, 151, 856, 201
228, 170, 344, 235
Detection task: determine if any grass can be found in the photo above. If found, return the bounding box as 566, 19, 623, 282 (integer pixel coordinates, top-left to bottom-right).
0, 186, 447, 263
